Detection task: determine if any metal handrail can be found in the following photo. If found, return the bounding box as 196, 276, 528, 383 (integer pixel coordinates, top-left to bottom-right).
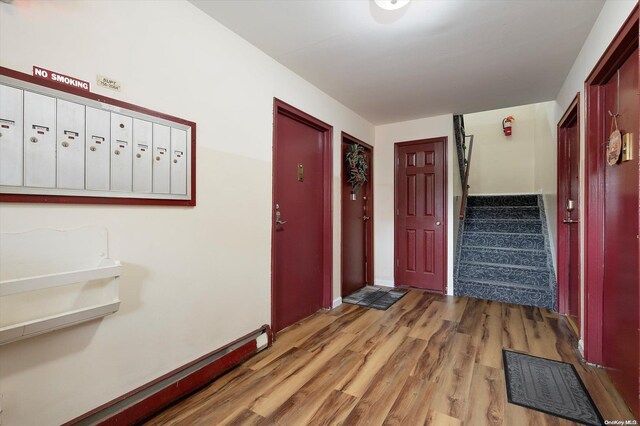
459, 134, 474, 220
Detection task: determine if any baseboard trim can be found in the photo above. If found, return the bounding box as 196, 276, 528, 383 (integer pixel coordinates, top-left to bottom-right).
65, 325, 273, 426
374, 279, 395, 288
332, 297, 342, 308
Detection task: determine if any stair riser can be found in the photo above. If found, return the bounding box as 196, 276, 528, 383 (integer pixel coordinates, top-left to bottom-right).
455, 281, 553, 309
458, 265, 549, 287
463, 233, 545, 250
461, 248, 548, 268
464, 221, 542, 234
466, 208, 540, 220
467, 195, 538, 207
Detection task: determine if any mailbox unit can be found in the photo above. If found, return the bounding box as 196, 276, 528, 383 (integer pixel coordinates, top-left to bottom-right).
0, 67, 196, 206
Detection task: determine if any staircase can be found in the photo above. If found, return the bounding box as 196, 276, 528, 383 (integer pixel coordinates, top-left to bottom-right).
455, 194, 557, 310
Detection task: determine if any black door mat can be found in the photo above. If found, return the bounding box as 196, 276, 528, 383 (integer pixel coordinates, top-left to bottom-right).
342, 286, 407, 310
503, 350, 604, 426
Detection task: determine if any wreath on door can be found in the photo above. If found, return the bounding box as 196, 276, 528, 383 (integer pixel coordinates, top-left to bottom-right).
346, 143, 368, 194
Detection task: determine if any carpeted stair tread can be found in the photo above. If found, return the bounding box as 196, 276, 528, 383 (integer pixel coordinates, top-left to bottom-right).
463, 232, 545, 250
458, 263, 549, 287
464, 220, 542, 234
457, 279, 554, 309
466, 207, 540, 220
461, 247, 548, 268
467, 195, 538, 207
460, 260, 548, 272
457, 276, 550, 291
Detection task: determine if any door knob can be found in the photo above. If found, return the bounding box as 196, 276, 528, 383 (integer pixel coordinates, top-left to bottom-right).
363, 216, 370, 221
436, 221, 442, 226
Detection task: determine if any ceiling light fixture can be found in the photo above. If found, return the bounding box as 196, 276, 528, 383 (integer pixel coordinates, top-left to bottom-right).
374, 0, 410, 11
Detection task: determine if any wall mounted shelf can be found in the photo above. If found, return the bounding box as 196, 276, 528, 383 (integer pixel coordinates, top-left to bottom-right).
0, 227, 123, 345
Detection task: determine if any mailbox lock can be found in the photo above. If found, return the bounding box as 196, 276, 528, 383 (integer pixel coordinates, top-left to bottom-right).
119, 123, 125, 129
136, 153, 141, 158
173, 159, 178, 163
114, 149, 120, 155
90, 146, 97, 152
30, 136, 38, 143
62, 142, 69, 148
156, 156, 161, 161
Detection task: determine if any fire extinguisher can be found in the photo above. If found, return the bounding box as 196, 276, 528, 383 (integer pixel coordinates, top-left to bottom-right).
502, 116, 515, 136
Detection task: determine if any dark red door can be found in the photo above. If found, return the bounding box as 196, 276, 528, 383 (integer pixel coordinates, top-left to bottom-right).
395, 138, 447, 292
557, 97, 581, 332
273, 102, 329, 333
602, 48, 639, 417
341, 136, 373, 297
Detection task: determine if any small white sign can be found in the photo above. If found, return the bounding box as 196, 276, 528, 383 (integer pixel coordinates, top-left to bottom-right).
96, 75, 121, 92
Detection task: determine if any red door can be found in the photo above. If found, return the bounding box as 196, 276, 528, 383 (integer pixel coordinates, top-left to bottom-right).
341, 135, 373, 297
272, 101, 331, 333
557, 96, 581, 333
395, 138, 447, 292
602, 48, 639, 417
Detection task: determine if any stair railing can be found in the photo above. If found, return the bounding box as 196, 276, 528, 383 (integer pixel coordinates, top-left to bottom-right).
459, 133, 474, 220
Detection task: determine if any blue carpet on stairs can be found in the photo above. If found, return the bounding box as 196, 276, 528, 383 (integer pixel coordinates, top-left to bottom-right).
455, 195, 557, 310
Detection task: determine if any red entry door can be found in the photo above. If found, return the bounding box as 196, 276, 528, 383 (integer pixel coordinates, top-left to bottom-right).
273, 103, 328, 333
557, 100, 581, 332
602, 48, 639, 417
341, 138, 373, 297
395, 138, 447, 292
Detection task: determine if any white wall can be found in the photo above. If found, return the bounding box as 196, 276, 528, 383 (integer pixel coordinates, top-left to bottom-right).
0, 1, 373, 425
373, 114, 457, 295
552, 0, 637, 343
464, 104, 537, 195
533, 101, 560, 272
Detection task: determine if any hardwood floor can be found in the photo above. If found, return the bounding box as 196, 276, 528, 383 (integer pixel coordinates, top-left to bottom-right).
146, 291, 635, 425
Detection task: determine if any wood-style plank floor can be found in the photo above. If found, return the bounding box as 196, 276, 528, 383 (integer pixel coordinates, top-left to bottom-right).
146, 290, 635, 425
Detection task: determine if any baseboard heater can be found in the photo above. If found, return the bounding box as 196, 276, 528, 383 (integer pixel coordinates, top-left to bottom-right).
65, 325, 273, 426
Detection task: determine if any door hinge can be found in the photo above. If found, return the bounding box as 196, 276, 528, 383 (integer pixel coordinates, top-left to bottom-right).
396, 259, 399, 267
396, 209, 399, 215
396, 158, 399, 165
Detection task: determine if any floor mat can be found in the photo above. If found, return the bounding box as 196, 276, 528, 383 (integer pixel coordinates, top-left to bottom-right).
503, 350, 604, 426
342, 286, 407, 310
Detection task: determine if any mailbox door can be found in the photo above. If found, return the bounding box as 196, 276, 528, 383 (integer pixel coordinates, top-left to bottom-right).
152, 123, 171, 194
110, 113, 133, 192
86, 107, 111, 191
133, 119, 152, 193
170, 128, 187, 195
24, 91, 56, 188
0, 84, 24, 186
57, 99, 86, 189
